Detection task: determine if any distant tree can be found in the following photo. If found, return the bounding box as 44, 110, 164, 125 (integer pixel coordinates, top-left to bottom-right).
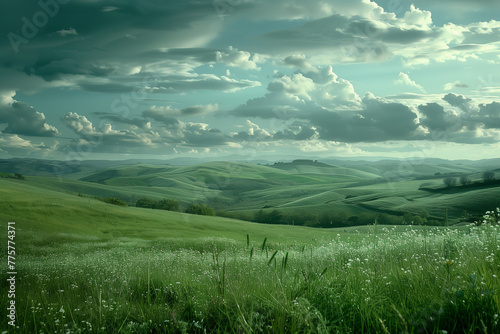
402, 213, 414, 225
283, 212, 317, 226
267, 210, 283, 224
14, 173, 25, 180
102, 197, 128, 206
253, 209, 283, 224
185, 203, 215, 216
443, 177, 457, 187
427, 219, 443, 226
482, 171, 495, 183
376, 213, 391, 225
318, 211, 350, 227
135, 197, 157, 209
347, 215, 359, 226
413, 216, 425, 226
253, 210, 266, 223
419, 209, 430, 219
459, 175, 469, 186
154, 198, 180, 211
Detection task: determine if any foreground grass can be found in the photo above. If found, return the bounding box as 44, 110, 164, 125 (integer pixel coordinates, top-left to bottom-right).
1, 224, 499, 333
1, 179, 499, 333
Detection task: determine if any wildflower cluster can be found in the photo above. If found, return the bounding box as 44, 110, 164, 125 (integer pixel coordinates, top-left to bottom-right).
474, 207, 500, 226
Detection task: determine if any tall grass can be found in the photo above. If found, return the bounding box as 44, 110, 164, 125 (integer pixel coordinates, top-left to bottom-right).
1, 224, 499, 333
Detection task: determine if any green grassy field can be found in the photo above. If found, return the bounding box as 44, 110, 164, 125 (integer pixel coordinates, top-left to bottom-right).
1, 178, 499, 333
3, 159, 498, 226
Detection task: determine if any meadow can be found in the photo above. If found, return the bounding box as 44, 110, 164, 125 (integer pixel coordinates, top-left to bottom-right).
1, 178, 499, 333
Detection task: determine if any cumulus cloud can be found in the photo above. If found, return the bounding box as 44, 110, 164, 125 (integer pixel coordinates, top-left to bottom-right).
232, 67, 500, 144
233, 67, 423, 142
62, 112, 162, 153
394, 72, 426, 93
402, 5, 433, 28
413, 96, 500, 142
63, 112, 96, 135
280, 55, 317, 72
0, 134, 57, 156
77, 107, 229, 149
418, 103, 457, 131
155, 121, 228, 148
477, 102, 500, 129
442, 93, 475, 112
142, 106, 181, 125
231, 120, 272, 141
0, 91, 59, 137
234, 66, 361, 119
309, 94, 420, 142
216, 46, 263, 70
273, 122, 319, 141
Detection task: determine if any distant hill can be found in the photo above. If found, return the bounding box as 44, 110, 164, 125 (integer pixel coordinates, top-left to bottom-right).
270, 159, 380, 179
1, 157, 498, 225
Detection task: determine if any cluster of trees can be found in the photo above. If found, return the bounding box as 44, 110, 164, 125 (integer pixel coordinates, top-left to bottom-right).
0, 172, 26, 180
443, 171, 496, 188
252, 208, 443, 227
135, 197, 180, 211
185, 203, 216, 216
101, 197, 128, 206
135, 197, 216, 216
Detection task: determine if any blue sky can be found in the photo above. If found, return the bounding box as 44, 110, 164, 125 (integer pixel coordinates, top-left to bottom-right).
1, 0, 500, 161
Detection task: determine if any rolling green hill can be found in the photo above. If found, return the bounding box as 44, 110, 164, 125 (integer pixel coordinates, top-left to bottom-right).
0, 178, 342, 245
1, 158, 498, 225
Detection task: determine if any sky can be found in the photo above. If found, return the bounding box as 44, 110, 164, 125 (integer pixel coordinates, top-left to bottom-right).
1, 0, 500, 162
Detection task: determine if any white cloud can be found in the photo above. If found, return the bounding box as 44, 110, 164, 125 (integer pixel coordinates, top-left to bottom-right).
402, 5, 433, 28
234, 66, 361, 119
0, 91, 59, 137
394, 72, 426, 93
56, 27, 78, 37
0, 134, 57, 156
63, 112, 96, 135
246, 120, 271, 138
216, 46, 262, 70
280, 54, 317, 72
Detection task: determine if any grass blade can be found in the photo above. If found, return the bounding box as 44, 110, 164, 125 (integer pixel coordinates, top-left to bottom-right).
268, 250, 278, 266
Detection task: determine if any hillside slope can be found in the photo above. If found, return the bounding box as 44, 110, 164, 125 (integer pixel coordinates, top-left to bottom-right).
0, 178, 338, 244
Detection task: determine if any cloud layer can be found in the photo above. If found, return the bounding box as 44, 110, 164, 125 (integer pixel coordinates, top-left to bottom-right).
0, 0, 499, 158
